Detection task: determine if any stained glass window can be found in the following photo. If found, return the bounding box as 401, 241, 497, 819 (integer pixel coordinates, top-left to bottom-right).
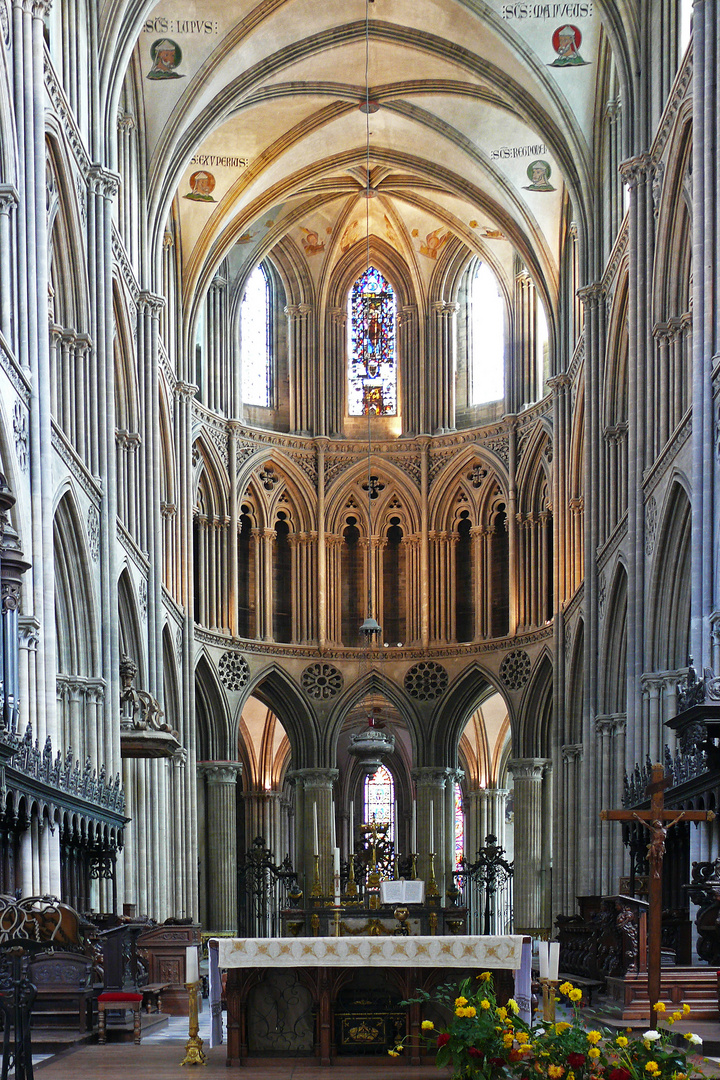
241, 265, 270, 407
364, 764, 395, 842
348, 266, 397, 416
454, 782, 465, 866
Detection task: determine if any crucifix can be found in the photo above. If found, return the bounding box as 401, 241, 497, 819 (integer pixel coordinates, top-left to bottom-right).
601, 763, 715, 1026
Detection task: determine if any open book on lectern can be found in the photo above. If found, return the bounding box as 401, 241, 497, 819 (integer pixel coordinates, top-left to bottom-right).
379, 879, 426, 905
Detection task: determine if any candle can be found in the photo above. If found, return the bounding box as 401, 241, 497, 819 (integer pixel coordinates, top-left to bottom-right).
411, 801, 417, 853
186, 945, 199, 985
538, 940, 548, 980
331, 801, 336, 850
393, 800, 398, 847
429, 801, 434, 851
333, 847, 341, 904
549, 941, 560, 981
313, 802, 319, 857
349, 801, 354, 853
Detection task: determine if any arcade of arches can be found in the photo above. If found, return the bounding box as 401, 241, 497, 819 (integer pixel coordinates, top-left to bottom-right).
0, 0, 717, 945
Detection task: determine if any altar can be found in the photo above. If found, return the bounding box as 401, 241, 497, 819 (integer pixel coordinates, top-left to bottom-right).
211, 935, 530, 1066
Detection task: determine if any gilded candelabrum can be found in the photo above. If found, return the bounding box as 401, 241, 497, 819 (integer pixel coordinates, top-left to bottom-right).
410, 853, 418, 880
426, 852, 440, 899
310, 853, 324, 904
539, 978, 560, 1023
180, 981, 206, 1067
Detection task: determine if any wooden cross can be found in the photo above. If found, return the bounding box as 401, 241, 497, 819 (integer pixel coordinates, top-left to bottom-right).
601, 763, 715, 1025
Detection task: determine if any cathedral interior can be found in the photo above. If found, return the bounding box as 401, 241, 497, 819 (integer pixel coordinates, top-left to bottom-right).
0, 0, 718, 965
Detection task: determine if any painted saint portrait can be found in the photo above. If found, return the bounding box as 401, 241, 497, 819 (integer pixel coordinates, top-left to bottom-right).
148, 38, 185, 80
184, 171, 216, 202
300, 227, 325, 255
419, 228, 451, 259
524, 160, 555, 192
549, 25, 589, 67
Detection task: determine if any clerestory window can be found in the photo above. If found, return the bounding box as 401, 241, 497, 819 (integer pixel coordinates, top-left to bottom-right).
241, 265, 271, 407
348, 267, 397, 416
470, 261, 505, 405
363, 763, 396, 844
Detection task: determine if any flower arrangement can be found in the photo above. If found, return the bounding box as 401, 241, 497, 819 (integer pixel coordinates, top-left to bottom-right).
390, 974, 706, 1080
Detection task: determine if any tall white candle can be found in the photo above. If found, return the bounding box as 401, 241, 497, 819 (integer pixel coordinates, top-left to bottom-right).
411, 801, 417, 853
549, 941, 560, 981
331, 801, 336, 850
429, 800, 434, 851
186, 945, 199, 985
313, 802, 319, 856
538, 940, 548, 980
393, 800, 398, 847
349, 801, 354, 854
333, 847, 341, 904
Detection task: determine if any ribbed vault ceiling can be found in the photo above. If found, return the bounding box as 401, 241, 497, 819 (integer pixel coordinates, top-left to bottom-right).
124, 0, 609, 321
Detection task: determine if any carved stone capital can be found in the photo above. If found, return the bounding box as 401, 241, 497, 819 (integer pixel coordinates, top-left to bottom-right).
619, 153, 653, 188
507, 758, 550, 781
288, 767, 338, 791
0, 184, 18, 213
197, 761, 243, 784
411, 766, 456, 789
561, 744, 583, 763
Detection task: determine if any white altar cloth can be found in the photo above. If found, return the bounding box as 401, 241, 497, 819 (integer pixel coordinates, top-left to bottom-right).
217, 934, 525, 970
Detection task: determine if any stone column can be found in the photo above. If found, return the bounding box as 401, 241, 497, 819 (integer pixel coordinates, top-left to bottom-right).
0, 185, 17, 343
508, 758, 550, 934
412, 767, 454, 897
198, 762, 243, 933
560, 745, 582, 913
291, 768, 338, 897
429, 301, 458, 432
242, 790, 284, 856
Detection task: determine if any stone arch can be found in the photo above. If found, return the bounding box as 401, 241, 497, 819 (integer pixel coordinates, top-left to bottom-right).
53, 489, 98, 678
601, 560, 627, 716
325, 669, 423, 767
427, 664, 511, 767
117, 567, 145, 688
243, 663, 319, 772
514, 651, 554, 759
195, 651, 233, 761
648, 479, 691, 671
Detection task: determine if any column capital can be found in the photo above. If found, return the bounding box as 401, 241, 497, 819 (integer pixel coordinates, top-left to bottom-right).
594, 714, 625, 735
0, 184, 18, 213
288, 767, 338, 790
87, 165, 120, 201
577, 281, 604, 306
411, 766, 456, 788
174, 381, 198, 401
619, 153, 653, 188
561, 743, 583, 762
197, 761, 243, 784
138, 291, 165, 315
507, 758, 550, 780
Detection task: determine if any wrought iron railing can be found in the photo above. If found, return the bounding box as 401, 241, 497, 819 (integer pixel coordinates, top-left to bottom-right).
453, 834, 513, 935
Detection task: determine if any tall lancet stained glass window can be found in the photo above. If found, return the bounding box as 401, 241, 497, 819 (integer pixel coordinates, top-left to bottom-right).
241, 265, 270, 407
348, 267, 397, 416
364, 764, 395, 843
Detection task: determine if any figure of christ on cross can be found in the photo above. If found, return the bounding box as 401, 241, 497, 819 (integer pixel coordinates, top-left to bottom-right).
601, 763, 715, 1027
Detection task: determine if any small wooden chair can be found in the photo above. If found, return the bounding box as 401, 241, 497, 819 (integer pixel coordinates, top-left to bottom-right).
97, 991, 144, 1045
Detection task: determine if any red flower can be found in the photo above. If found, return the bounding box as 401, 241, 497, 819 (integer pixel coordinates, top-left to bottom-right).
609, 1070, 631, 1080
567, 1053, 587, 1068
437, 1033, 451, 1048
468, 1048, 485, 1061
489, 1057, 506, 1067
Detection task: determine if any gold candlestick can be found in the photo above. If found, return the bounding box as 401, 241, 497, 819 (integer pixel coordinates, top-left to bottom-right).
426, 852, 440, 898
310, 853, 323, 904
180, 981, 206, 1066
410, 853, 417, 880
539, 978, 559, 1023
346, 852, 358, 896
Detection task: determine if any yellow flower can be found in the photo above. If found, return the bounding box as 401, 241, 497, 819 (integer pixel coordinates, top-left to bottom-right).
587, 1031, 602, 1045
503, 1034, 514, 1048
559, 981, 574, 995
516, 1032, 530, 1044
682, 1004, 691, 1016
671, 1012, 682, 1022
480, 999, 491, 1010
479, 971, 492, 982
645, 1064, 659, 1074
496, 1007, 508, 1020
568, 1072, 575, 1080
388, 1050, 399, 1057
548, 1066, 565, 1078
555, 1022, 572, 1033
569, 989, 582, 1002
455, 996, 468, 1008
421, 1020, 434, 1030
465, 1006, 477, 1018
588, 1048, 601, 1060
653, 1002, 666, 1013
616, 1037, 628, 1048
508, 998, 520, 1014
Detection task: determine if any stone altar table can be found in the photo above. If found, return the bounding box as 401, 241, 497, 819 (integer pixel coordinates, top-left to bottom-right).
212, 935, 529, 1065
